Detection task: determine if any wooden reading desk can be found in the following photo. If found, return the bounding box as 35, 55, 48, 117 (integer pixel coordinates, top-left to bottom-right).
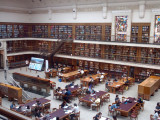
81, 73, 108, 87
138, 76, 160, 100
13, 72, 50, 94
0, 83, 22, 104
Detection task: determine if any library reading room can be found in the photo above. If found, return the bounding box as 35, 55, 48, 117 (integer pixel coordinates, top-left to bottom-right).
0, 0, 160, 120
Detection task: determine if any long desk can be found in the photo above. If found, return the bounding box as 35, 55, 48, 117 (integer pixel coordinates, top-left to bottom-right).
79, 91, 107, 107
138, 76, 160, 100
39, 106, 73, 120
0, 83, 22, 104
108, 77, 134, 94
61, 70, 89, 82
62, 67, 71, 73
0, 106, 31, 120
81, 73, 108, 87
56, 85, 81, 98
24, 98, 50, 108
13, 72, 50, 93
116, 97, 138, 117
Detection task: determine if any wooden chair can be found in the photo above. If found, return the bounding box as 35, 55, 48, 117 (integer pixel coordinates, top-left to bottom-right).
118, 86, 124, 94
53, 90, 59, 99
52, 108, 57, 112
25, 100, 31, 103
73, 111, 80, 120
130, 112, 138, 120
43, 103, 50, 114
108, 105, 114, 116
122, 96, 125, 102
150, 114, 154, 120
92, 103, 100, 112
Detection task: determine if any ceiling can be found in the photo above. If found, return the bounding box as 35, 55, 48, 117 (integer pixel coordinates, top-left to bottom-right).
0, 0, 160, 13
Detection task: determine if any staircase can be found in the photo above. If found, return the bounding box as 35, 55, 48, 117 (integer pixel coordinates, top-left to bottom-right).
8, 76, 32, 101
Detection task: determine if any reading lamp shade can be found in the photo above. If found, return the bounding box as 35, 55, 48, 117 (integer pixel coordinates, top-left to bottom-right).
73, 8, 77, 19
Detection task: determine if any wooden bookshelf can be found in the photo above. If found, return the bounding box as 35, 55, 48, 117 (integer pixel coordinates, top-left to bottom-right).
131, 23, 150, 43
32, 25, 48, 38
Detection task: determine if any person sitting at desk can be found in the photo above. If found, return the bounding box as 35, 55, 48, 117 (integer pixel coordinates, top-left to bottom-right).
69, 82, 74, 87
36, 100, 42, 107
114, 78, 118, 82
10, 101, 16, 109
86, 88, 91, 94
100, 74, 104, 82
94, 112, 102, 120
110, 104, 118, 111
153, 111, 159, 120
89, 77, 94, 88
80, 69, 84, 76
155, 102, 160, 114
137, 96, 143, 103
115, 95, 120, 103
70, 103, 79, 120
35, 107, 43, 118
60, 100, 68, 108
26, 105, 31, 113
63, 89, 72, 103
56, 87, 62, 92
97, 70, 101, 74
89, 97, 100, 110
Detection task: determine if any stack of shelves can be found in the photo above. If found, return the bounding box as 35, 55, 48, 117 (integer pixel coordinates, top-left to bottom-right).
59, 43, 72, 55
32, 25, 48, 38
121, 47, 129, 61
94, 62, 99, 70
50, 25, 72, 39
105, 46, 110, 59
154, 49, 160, 65
105, 25, 111, 41
142, 26, 149, 43
14, 25, 25, 38
84, 61, 89, 70
141, 48, 148, 64
75, 25, 102, 41
129, 47, 137, 62
104, 64, 109, 71
95, 44, 101, 58
89, 44, 95, 58
84, 44, 89, 57
110, 46, 116, 60
115, 46, 121, 61
131, 26, 138, 43
79, 60, 83, 68
89, 61, 94, 72
0, 25, 13, 38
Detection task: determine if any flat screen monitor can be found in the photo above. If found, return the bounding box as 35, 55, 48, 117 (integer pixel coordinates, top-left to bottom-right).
29, 57, 44, 71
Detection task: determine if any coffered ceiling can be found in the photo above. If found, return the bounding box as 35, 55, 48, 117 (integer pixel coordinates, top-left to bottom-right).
0, 0, 160, 13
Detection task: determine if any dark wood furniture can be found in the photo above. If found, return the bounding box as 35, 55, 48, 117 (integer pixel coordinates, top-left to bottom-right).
12, 72, 50, 93
45, 69, 57, 78
0, 106, 31, 120
61, 70, 89, 82
81, 73, 108, 87
39, 106, 73, 120
116, 97, 138, 117
79, 91, 107, 107
138, 76, 160, 100
0, 83, 22, 104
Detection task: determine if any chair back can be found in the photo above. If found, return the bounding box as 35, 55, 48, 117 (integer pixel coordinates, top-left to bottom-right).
150, 114, 154, 120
